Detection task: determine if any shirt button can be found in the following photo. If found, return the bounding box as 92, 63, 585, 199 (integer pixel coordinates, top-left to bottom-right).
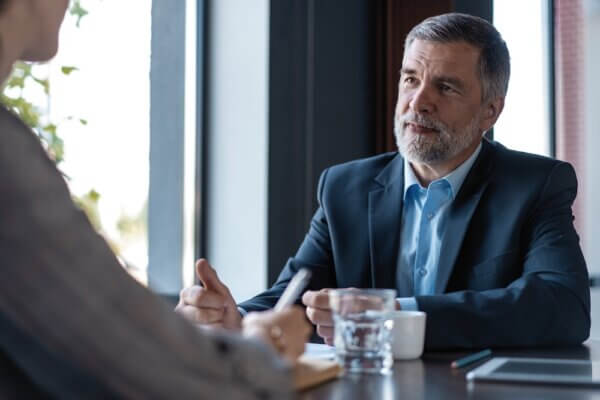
427, 213, 434, 220
419, 268, 427, 276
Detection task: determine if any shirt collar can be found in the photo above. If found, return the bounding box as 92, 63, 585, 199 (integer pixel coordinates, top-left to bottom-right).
403, 142, 482, 200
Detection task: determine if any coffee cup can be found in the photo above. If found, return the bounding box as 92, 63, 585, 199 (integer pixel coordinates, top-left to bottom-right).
390, 311, 426, 360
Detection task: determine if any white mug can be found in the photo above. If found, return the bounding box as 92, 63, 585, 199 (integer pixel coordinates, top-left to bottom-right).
390, 311, 426, 360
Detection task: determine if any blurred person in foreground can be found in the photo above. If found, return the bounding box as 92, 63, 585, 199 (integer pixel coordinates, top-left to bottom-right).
0, 0, 310, 398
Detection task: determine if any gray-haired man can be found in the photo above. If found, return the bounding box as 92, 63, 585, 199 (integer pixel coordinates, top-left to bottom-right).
178, 13, 590, 350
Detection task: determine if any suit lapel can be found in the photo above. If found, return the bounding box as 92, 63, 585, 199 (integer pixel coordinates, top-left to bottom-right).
368, 155, 404, 289
435, 140, 496, 293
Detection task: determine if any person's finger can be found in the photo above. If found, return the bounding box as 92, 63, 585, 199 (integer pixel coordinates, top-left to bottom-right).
316, 325, 333, 340
242, 311, 265, 328
283, 305, 308, 323
196, 322, 225, 330
333, 292, 386, 314
305, 307, 333, 326
301, 289, 332, 310
175, 294, 185, 310
195, 259, 231, 297
279, 309, 312, 361
175, 304, 224, 324
337, 298, 376, 314
324, 337, 334, 346
180, 285, 225, 308
284, 339, 306, 362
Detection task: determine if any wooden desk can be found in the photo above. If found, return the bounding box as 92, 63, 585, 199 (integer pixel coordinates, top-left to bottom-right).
300, 340, 600, 399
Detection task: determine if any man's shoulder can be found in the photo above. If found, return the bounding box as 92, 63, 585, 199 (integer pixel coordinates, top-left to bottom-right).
487, 140, 569, 175
484, 140, 578, 196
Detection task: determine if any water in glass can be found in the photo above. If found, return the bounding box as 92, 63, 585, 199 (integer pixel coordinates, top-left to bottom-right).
330, 289, 396, 374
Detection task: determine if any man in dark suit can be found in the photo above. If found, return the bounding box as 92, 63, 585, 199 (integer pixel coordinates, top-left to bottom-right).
177, 13, 590, 349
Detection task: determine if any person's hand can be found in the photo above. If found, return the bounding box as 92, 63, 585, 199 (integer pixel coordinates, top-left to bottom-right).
175, 259, 242, 330
302, 289, 334, 345
242, 307, 311, 362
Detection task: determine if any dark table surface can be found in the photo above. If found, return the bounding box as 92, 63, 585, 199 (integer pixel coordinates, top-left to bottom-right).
300, 339, 600, 399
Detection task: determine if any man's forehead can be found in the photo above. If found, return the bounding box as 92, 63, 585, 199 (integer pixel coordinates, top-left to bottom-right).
402, 39, 480, 73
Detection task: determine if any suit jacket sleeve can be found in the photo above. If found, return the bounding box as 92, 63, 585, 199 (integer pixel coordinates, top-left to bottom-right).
239, 168, 337, 312
0, 108, 292, 398
417, 161, 590, 349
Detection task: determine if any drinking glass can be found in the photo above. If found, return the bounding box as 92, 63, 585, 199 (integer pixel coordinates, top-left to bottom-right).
329, 288, 397, 374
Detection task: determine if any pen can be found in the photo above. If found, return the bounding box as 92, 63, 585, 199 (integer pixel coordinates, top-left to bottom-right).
274, 268, 312, 311
451, 349, 492, 369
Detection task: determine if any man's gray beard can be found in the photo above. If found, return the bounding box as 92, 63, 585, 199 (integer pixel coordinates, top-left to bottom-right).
394, 113, 481, 164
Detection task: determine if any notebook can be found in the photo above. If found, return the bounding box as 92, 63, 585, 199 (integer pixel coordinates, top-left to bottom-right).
293, 355, 342, 391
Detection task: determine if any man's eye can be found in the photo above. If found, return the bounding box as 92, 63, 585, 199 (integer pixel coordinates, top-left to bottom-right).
440, 84, 454, 93
403, 77, 416, 85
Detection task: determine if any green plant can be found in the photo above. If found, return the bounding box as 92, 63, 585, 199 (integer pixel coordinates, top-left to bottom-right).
1, 1, 91, 165
1, 0, 147, 271
0, 62, 86, 164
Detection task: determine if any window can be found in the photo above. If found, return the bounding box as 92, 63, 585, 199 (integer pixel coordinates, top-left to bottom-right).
493, 0, 552, 156
49, 1, 152, 283
46, 0, 198, 293
1, 1, 198, 295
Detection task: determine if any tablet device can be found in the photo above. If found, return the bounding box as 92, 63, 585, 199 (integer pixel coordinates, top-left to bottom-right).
466, 357, 600, 386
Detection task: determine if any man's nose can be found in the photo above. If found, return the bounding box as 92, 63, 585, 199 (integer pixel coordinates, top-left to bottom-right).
409, 85, 435, 114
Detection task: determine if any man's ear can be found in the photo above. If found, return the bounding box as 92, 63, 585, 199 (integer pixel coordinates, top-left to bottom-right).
480, 97, 505, 132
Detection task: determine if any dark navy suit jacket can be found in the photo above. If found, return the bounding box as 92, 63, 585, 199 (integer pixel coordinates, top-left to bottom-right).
239, 139, 591, 350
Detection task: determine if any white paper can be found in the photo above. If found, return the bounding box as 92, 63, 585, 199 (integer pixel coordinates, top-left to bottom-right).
303, 343, 336, 360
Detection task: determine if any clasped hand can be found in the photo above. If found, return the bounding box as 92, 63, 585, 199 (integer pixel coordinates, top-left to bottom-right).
175, 259, 311, 361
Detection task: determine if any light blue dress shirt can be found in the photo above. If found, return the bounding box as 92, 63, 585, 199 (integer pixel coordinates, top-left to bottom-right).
397, 144, 482, 311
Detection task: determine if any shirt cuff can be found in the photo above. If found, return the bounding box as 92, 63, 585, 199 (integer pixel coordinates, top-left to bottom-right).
397, 297, 419, 311
237, 306, 248, 317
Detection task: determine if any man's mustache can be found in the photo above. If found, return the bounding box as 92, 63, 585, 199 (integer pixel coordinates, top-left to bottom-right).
399, 113, 446, 133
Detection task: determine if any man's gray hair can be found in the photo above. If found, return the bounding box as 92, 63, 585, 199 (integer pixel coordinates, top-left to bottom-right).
405, 13, 510, 102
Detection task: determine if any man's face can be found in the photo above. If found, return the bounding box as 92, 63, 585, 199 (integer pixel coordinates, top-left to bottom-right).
394, 39, 496, 165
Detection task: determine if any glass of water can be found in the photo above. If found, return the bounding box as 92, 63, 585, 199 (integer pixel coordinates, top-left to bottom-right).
329, 288, 397, 374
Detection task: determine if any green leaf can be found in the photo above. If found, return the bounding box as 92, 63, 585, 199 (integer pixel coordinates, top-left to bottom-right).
50, 142, 65, 164
6, 75, 25, 89
33, 77, 50, 94
14, 62, 32, 77
79, 118, 88, 125
88, 189, 101, 202
12, 98, 40, 127
69, 1, 89, 28
61, 66, 79, 75
72, 189, 103, 232
43, 123, 57, 136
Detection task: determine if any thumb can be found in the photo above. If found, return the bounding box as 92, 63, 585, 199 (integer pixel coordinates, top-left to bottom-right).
196, 259, 230, 297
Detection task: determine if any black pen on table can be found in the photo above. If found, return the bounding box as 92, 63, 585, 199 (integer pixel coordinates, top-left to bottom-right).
274, 268, 312, 311
450, 349, 492, 369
